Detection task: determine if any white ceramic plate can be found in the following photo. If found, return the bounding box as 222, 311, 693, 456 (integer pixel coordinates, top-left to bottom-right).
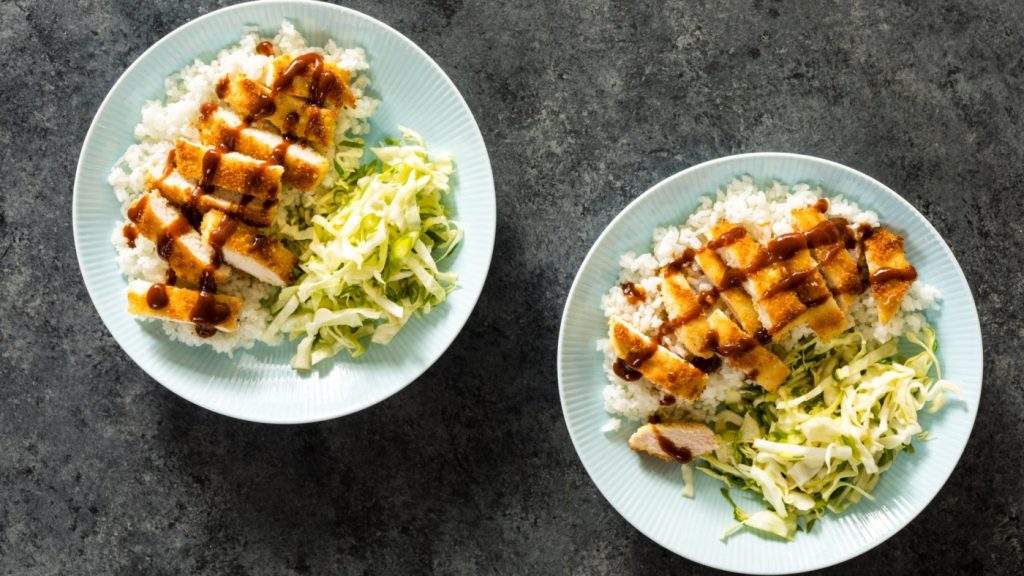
73, 0, 495, 423
558, 153, 981, 574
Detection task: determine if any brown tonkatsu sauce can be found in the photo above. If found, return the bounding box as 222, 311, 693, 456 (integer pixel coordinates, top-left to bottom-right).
813, 198, 830, 213
624, 340, 658, 370
697, 288, 718, 306
250, 234, 272, 256
165, 267, 177, 287
207, 214, 239, 266
870, 266, 918, 285
664, 248, 696, 275
659, 394, 677, 406
705, 330, 755, 358
146, 283, 169, 310
190, 269, 231, 338
707, 226, 747, 250
255, 40, 275, 57
156, 217, 192, 260
653, 428, 693, 463
612, 358, 643, 381
766, 232, 807, 262
754, 327, 772, 344
762, 268, 817, 299
620, 282, 646, 304
689, 354, 722, 374
215, 76, 231, 99
122, 223, 138, 248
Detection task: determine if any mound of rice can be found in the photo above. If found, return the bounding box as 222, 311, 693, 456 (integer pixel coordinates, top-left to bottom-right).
107, 22, 380, 353
598, 177, 941, 427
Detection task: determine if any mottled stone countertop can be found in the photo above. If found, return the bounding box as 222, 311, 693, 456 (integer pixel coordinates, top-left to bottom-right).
1, 1, 1020, 574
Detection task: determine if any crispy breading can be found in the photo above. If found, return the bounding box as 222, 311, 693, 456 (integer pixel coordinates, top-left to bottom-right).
705, 310, 789, 392
174, 139, 284, 199
608, 317, 708, 402
223, 76, 337, 147
200, 210, 297, 287
791, 207, 863, 310
127, 280, 242, 332
863, 227, 916, 324
152, 171, 276, 228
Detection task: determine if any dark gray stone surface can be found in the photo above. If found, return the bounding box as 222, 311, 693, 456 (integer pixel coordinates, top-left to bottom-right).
0, 0, 1020, 573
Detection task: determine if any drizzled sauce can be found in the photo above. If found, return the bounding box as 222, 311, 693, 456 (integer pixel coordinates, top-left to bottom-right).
215, 76, 230, 99
156, 217, 192, 260
122, 224, 138, 248
165, 267, 177, 287
766, 233, 807, 262
762, 268, 817, 299
624, 340, 658, 370
813, 198, 830, 212
251, 234, 272, 256
707, 226, 747, 250
690, 354, 722, 374
621, 282, 646, 304
697, 288, 718, 306
659, 394, 676, 406
612, 358, 643, 381
207, 215, 239, 266
199, 102, 218, 121
664, 248, 696, 275
190, 269, 230, 338
256, 41, 275, 56
706, 330, 755, 358
146, 283, 169, 310
870, 266, 918, 284
653, 429, 693, 463
754, 327, 771, 344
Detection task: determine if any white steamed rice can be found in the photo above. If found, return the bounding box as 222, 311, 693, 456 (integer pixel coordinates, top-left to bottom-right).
107, 21, 379, 354
598, 177, 941, 426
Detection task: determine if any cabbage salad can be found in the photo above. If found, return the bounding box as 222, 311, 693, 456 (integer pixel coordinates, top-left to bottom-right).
265, 129, 461, 369
700, 326, 961, 540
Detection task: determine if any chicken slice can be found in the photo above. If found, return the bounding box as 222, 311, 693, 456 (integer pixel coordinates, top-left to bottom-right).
197, 105, 329, 191
174, 139, 284, 199
200, 210, 297, 287
126, 191, 229, 287
660, 269, 714, 358
127, 280, 242, 332
264, 54, 356, 108
791, 207, 864, 310
863, 227, 917, 324
710, 222, 806, 337
222, 76, 338, 147
608, 317, 707, 402
765, 233, 848, 341
706, 310, 789, 392
693, 248, 764, 336
628, 422, 718, 463
152, 171, 276, 228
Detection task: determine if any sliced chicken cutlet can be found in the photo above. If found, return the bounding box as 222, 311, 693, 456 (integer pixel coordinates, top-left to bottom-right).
764, 233, 847, 341
709, 222, 806, 337
175, 139, 284, 200
264, 54, 356, 108
660, 267, 715, 358
608, 317, 707, 402
126, 191, 229, 287
863, 227, 917, 324
200, 210, 297, 287
791, 206, 864, 310
629, 422, 718, 463
127, 280, 242, 332
197, 105, 329, 191
706, 309, 789, 392
693, 248, 764, 336
152, 171, 276, 228
222, 76, 337, 147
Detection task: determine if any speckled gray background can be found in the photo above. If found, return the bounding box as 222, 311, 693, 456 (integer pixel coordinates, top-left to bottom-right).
0, 0, 1020, 574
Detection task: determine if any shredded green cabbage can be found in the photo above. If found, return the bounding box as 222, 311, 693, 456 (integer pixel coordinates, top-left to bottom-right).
700, 325, 961, 540
265, 128, 462, 369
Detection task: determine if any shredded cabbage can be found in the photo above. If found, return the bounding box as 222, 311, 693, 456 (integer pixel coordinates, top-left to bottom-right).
700, 325, 961, 540
266, 128, 462, 369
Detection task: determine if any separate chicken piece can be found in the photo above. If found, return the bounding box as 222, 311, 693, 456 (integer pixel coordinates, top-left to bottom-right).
660, 268, 715, 358
863, 227, 917, 324
264, 54, 356, 108
200, 210, 297, 287
222, 76, 337, 147
709, 222, 807, 337
174, 139, 284, 199
765, 233, 847, 341
706, 310, 789, 392
693, 248, 764, 336
126, 191, 229, 287
127, 280, 242, 332
791, 207, 863, 310
152, 171, 275, 228
608, 317, 708, 402
197, 105, 329, 191
628, 422, 718, 463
